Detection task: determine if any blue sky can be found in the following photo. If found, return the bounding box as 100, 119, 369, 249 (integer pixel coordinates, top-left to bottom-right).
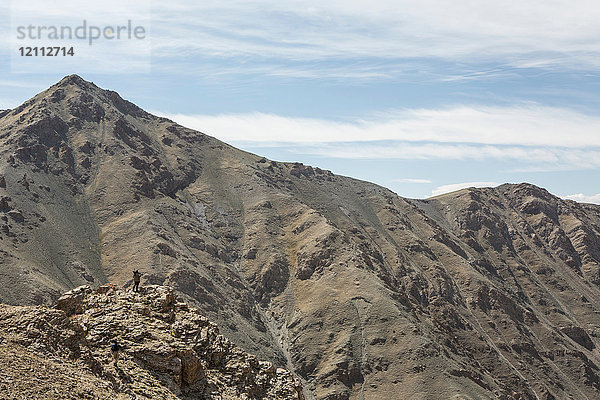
1, 0, 599, 202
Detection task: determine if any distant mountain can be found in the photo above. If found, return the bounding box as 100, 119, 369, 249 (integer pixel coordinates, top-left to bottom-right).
1, 75, 600, 399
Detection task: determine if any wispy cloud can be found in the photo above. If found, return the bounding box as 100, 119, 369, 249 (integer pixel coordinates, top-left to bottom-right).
157, 104, 600, 171
431, 182, 501, 197
304, 144, 600, 171
3, 1, 599, 79
156, 105, 600, 171
562, 193, 600, 205
147, 0, 600, 78
392, 178, 432, 184
157, 105, 600, 148
157, 102, 600, 172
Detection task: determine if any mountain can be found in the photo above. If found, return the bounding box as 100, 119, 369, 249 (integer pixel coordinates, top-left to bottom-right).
1, 75, 600, 399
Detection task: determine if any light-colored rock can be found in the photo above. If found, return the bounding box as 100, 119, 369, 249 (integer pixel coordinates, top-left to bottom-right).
55, 285, 92, 316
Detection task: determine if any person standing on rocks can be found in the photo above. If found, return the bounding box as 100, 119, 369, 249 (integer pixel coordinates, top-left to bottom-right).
132, 270, 141, 292
111, 341, 122, 365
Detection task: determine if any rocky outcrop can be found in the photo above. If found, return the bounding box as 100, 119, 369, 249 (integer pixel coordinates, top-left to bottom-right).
55, 284, 93, 316
0, 285, 303, 400
560, 326, 595, 350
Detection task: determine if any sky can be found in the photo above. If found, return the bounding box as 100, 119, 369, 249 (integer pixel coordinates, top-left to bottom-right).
0, 0, 599, 203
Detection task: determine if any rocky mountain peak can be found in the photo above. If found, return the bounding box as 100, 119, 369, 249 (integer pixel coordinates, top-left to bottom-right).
2, 75, 152, 132
54, 74, 98, 91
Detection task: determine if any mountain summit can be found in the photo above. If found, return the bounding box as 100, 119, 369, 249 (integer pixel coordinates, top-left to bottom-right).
1, 76, 600, 399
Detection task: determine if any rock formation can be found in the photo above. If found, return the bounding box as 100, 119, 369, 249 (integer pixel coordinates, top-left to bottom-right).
0, 284, 303, 399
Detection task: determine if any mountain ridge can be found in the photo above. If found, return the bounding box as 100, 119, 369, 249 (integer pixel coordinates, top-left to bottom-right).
0, 284, 304, 399
1, 75, 600, 399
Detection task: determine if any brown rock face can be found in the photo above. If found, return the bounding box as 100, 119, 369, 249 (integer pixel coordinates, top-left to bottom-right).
0, 285, 303, 399
1, 75, 600, 399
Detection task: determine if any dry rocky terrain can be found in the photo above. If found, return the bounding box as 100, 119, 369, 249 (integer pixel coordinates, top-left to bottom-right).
1, 75, 600, 399
0, 284, 302, 399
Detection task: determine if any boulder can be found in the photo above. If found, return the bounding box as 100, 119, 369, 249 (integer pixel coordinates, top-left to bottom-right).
55, 285, 92, 316
95, 284, 115, 295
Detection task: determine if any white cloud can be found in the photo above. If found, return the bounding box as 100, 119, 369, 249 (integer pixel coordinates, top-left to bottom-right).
155, 105, 600, 170
430, 182, 501, 197
562, 193, 600, 204
157, 105, 600, 148
302, 144, 600, 171
147, 0, 600, 75
392, 178, 432, 184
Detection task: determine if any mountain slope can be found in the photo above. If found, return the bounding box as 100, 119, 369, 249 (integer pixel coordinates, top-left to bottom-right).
1, 75, 600, 399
